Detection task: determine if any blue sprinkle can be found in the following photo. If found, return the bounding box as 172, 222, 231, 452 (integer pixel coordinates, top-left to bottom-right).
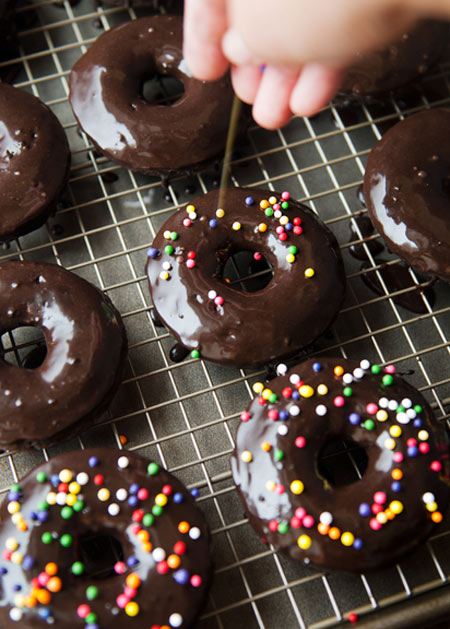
30, 512, 38, 521
173, 492, 183, 504
129, 483, 139, 495
127, 556, 139, 567
279, 410, 289, 421
358, 503, 370, 517
88, 456, 99, 468
12, 584, 21, 591
37, 511, 48, 523
0, 567, 7, 575
291, 391, 300, 400
173, 568, 189, 585
353, 538, 363, 550
391, 481, 402, 493
8, 491, 21, 502
245, 196, 254, 206
50, 474, 60, 487
190, 488, 199, 498
408, 446, 418, 457
312, 362, 322, 372
413, 418, 422, 428
147, 247, 159, 259
128, 496, 138, 507
349, 413, 360, 425
209, 219, 217, 228
284, 222, 293, 231
38, 608, 51, 619
22, 556, 34, 570
86, 625, 99, 629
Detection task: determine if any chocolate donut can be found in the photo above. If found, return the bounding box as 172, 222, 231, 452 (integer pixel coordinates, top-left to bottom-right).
364, 108, 450, 282
231, 357, 450, 572
0, 447, 212, 627
0, 261, 127, 450
338, 20, 449, 101
146, 188, 346, 369
69, 16, 237, 176
0, 84, 71, 243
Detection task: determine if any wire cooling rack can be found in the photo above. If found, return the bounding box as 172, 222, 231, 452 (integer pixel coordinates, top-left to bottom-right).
1, 2, 450, 627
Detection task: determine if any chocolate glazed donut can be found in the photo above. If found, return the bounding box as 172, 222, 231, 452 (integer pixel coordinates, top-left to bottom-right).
69, 15, 238, 177
0, 261, 127, 450
0, 448, 212, 627
0, 84, 71, 242
146, 188, 346, 369
364, 108, 450, 282
231, 358, 450, 572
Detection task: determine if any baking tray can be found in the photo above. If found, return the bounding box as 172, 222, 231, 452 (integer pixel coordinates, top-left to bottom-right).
1, 2, 450, 627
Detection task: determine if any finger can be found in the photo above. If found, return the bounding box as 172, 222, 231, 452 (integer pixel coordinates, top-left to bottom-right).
230, 64, 262, 104
183, 0, 229, 80
289, 63, 345, 118
252, 65, 299, 129
222, 28, 259, 67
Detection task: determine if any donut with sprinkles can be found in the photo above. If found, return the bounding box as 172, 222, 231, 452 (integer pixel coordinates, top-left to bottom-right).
0, 448, 212, 627
146, 188, 345, 368
231, 357, 450, 571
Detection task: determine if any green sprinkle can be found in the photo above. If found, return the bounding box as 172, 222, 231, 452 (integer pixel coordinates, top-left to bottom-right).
363, 419, 375, 431
268, 393, 278, 403
274, 449, 284, 462
143, 513, 154, 527
382, 374, 393, 386
10, 484, 20, 493
85, 613, 97, 624
41, 532, 53, 545
72, 500, 84, 512
164, 245, 174, 255
170, 231, 178, 241
36, 472, 47, 483
71, 562, 84, 576
61, 506, 73, 520
278, 522, 289, 534
371, 365, 381, 374
288, 245, 297, 255
190, 349, 200, 359
281, 201, 289, 210
414, 405, 423, 414
264, 208, 274, 217
152, 505, 163, 517
86, 586, 99, 601
38, 501, 49, 511
60, 534, 72, 547
343, 387, 353, 397
396, 405, 405, 414
147, 462, 159, 476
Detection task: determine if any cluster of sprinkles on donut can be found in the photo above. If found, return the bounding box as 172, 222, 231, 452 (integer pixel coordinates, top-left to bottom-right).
146, 187, 345, 368
0, 448, 212, 627
231, 357, 450, 572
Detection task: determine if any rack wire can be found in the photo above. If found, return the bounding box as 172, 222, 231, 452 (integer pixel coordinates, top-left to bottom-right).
1, 2, 450, 627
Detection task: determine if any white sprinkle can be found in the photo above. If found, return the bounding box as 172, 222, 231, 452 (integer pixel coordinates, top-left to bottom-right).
116, 488, 128, 501
207, 290, 217, 300
289, 374, 300, 385
406, 408, 417, 419
422, 492, 435, 504
378, 397, 389, 408
4, 390, 10, 396
152, 547, 166, 562
169, 613, 183, 628
76, 473, 89, 486
278, 425, 288, 436
162, 261, 172, 271
401, 398, 412, 409
396, 412, 410, 425
10, 282, 18, 289
276, 363, 288, 376
360, 359, 371, 370
353, 367, 364, 380
319, 511, 333, 525
117, 456, 129, 469
56, 492, 67, 506
274, 210, 282, 218
9, 608, 22, 622
108, 503, 120, 516
289, 405, 300, 416
189, 526, 201, 540
188, 211, 197, 220
342, 373, 353, 384
388, 400, 399, 411
14, 399, 22, 407
315, 404, 327, 416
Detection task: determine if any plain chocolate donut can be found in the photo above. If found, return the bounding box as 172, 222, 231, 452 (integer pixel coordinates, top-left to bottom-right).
0, 84, 71, 242
0, 448, 212, 627
231, 357, 450, 572
0, 261, 127, 450
364, 108, 450, 281
69, 15, 237, 176
146, 188, 346, 369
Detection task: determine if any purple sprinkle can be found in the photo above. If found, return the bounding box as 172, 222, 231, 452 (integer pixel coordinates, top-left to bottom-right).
391, 481, 402, 492
88, 456, 99, 468
349, 413, 360, 425
126, 556, 139, 567
173, 569, 189, 585
285, 222, 293, 231
30, 512, 38, 521
22, 556, 34, 570
413, 419, 422, 428
128, 496, 138, 507
86, 624, 99, 629
291, 391, 300, 401
408, 446, 418, 457
37, 511, 48, 523
147, 247, 159, 259
129, 483, 139, 495
245, 196, 254, 206
353, 538, 363, 550
50, 474, 60, 487
279, 410, 289, 421
12, 584, 21, 591
358, 503, 370, 517
173, 492, 183, 504
8, 492, 21, 502
0, 567, 7, 575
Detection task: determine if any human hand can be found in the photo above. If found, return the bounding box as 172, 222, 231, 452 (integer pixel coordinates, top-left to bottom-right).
183, 0, 447, 129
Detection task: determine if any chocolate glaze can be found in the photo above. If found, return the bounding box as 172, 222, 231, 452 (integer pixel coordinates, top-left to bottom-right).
338, 21, 449, 101
0, 84, 71, 242
0, 448, 212, 627
364, 108, 450, 282
146, 188, 346, 369
231, 357, 450, 572
0, 261, 128, 450
348, 215, 384, 260
69, 16, 238, 176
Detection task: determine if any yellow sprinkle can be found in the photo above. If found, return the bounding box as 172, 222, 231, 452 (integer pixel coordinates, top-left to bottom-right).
265, 480, 276, 491
384, 438, 396, 450
268, 196, 277, 205
334, 365, 344, 376
260, 199, 269, 209
389, 425, 402, 438
59, 469, 73, 483
418, 430, 429, 441
286, 254, 295, 264
290, 480, 304, 495
14, 594, 26, 608
376, 410, 388, 422
11, 551, 23, 564
68, 482, 81, 495
186, 204, 195, 213
252, 382, 264, 394
376, 512, 387, 524
216, 208, 225, 218
232, 221, 241, 231
97, 488, 110, 502
159, 271, 169, 281
340, 532, 354, 547
317, 384, 328, 396
297, 535, 312, 550
241, 450, 253, 463
7, 502, 20, 515
299, 385, 314, 398
279, 215, 289, 226
304, 267, 315, 278
66, 494, 77, 507
125, 601, 140, 617
390, 500, 404, 514
426, 501, 438, 512
11, 514, 22, 525
258, 223, 267, 232
155, 493, 168, 507
261, 388, 272, 400
46, 492, 57, 505
5, 537, 18, 551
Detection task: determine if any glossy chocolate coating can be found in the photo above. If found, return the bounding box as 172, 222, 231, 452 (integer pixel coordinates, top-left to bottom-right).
231, 357, 450, 572
146, 188, 346, 369
0, 448, 212, 627
0, 261, 127, 449
69, 16, 236, 176
364, 108, 450, 281
0, 84, 70, 242
339, 21, 449, 100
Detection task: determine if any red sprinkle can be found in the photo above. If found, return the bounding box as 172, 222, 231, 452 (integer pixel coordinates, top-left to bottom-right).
137, 488, 149, 501
240, 411, 251, 422
162, 484, 172, 495
268, 520, 278, 532
293, 226, 303, 235
174, 541, 186, 555
114, 561, 126, 574
93, 474, 104, 486
419, 443, 430, 454
293, 217, 301, 225
58, 483, 69, 493
431, 461, 442, 472
187, 251, 196, 259
282, 387, 293, 398
268, 409, 279, 420
279, 233, 288, 242
290, 517, 302, 529
295, 436, 306, 448
190, 575, 202, 587
348, 612, 358, 624
258, 397, 266, 406
295, 507, 306, 520
132, 509, 144, 523
156, 560, 169, 575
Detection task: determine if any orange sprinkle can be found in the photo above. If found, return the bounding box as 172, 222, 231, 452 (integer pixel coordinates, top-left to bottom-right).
391, 468, 403, 480
25, 595, 37, 608
142, 542, 153, 553
126, 573, 141, 589
45, 563, 58, 576
317, 523, 329, 536
17, 521, 28, 532
167, 554, 181, 569
36, 589, 51, 605
119, 435, 128, 445
178, 521, 190, 534
328, 527, 341, 540
385, 509, 395, 520
47, 577, 62, 593
333, 366, 344, 377
137, 530, 150, 543
432, 511, 443, 523
260, 200, 269, 210
260, 441, 271, 452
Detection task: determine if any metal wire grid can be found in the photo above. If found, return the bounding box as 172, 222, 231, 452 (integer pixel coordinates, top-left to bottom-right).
1, 1, 450, 627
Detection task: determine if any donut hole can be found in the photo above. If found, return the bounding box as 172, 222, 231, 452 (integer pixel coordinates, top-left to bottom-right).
221, 250, 273, 292
141, 75, 185, 106
78, 531, 124, 579
1, 326, 47, 369
317, 436, 368, 487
